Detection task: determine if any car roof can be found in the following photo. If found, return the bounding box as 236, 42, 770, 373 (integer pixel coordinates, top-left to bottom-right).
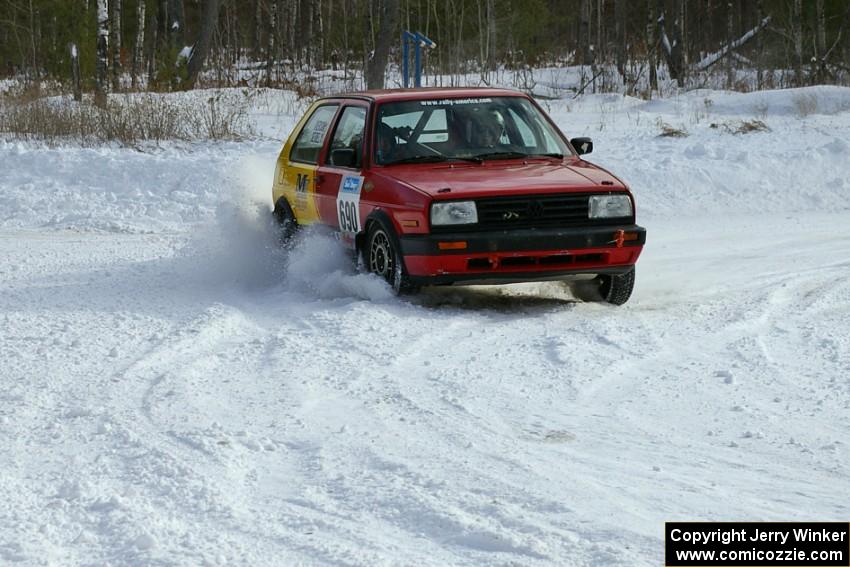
319, 87, 527, 103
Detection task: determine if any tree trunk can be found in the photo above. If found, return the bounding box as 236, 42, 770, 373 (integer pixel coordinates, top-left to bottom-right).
70, 43, 82, 101
364, 0, 399, 89
132, 0, 145, 88
675, 0, 685, 80
486, 0, 496, 71
814, 0, 826, 82
266, 0, 277, 86
646, 0, 657, 93
314, 0, 324, 70
110, 0, 121, 90
816, 0, 826, 56
168, 0, 185, 52
254, 0, 263, 59
659, 1, 685, 86
147, 6, 158, 84
756, 0, 764, 88
96, 0, 109, 105
186, 0, 222, 87
793, 0, 802, 85
615, 0, 626, 82
726, 0, 734, 88
286, 0, 298, 65
579, 0, 592, 65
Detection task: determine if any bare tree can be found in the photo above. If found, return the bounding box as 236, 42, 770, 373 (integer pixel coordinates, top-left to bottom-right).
132, 0, 146, 88
726, 1, 734, 87
314, 0, 324, 69
756, 0, 764, 88
254, 0, 263, 58
110, 0, 122, 90
615, 0, 626, 82
646, 0, 657, 92
147, 3, 158, 84
169, 0, 185, 64
96, 0, 109, 105
486, 0, 496, 71
793, 0, 802, 85
70, 43, 82, 101
658, 1, 685, 85
185, 0, 223, 87
364, 0, 399, 89
266, 0, 278, 86
579, 0, 591, 65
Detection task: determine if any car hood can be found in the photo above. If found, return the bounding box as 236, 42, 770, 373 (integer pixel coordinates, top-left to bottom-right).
378, 159, 626, 199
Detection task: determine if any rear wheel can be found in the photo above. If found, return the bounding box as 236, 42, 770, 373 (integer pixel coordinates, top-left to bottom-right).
272, 198, 297, 246
366, 220, 418, 294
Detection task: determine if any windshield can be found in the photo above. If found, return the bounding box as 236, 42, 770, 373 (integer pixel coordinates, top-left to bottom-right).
374, 96, 571, 165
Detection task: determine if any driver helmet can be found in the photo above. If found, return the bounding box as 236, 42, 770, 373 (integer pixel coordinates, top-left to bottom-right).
475, 109, 505, 147
376, 122, 397, 163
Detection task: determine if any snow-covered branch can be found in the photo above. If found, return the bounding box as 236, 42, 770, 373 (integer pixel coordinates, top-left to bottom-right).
695, 16, 772, 71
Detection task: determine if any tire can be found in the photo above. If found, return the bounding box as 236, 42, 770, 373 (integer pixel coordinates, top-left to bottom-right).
366, 219, 418, 294
567, 267, 635, 306
599, 266, 636, 306
272, 198, 298, 246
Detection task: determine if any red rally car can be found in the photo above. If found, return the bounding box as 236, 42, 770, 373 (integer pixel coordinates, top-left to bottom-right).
271, 87, 646, 304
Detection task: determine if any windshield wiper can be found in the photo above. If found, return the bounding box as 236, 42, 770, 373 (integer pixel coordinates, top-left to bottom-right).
532, 152, 565, 159
386, 154, 482, 165
473, 151, 564, 161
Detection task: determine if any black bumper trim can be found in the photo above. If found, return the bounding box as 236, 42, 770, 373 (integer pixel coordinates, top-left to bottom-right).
408, 265, 634, 286
399, 224, 646, 255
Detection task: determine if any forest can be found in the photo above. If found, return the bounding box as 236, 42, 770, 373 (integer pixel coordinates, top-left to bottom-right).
1, 0, 849, 97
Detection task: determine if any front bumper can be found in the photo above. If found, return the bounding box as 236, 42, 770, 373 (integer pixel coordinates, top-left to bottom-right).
399, 224, 646, 285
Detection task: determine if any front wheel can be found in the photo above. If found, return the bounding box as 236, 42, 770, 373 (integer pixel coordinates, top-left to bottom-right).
366, 221, 418, 295
598, 267, 635, 305
568, 267, 636, 305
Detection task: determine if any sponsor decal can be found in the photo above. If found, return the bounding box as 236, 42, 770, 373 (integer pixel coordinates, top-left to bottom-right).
420, 98, 493, 106
295, 172, 309, 208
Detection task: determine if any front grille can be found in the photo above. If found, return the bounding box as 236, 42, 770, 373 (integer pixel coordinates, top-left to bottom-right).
478, 194, 589, 229
434, 193, 628, 231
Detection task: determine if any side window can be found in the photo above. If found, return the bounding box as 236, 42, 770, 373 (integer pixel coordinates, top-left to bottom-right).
419, 109, 448, 143
290, 104, 338, 164
508, 108, 537, 148
380, 108, 448, 145
328, 106, 367, 168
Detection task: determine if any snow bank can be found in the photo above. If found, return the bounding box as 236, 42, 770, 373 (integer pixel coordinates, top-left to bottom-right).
546, 86, 850, 218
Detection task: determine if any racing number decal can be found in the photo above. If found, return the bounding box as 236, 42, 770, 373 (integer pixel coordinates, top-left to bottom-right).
336, 175, 363, 234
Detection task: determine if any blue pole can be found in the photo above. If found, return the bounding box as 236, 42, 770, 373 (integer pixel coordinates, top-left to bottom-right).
402, 31, 434, 89
414, 39, 421, 87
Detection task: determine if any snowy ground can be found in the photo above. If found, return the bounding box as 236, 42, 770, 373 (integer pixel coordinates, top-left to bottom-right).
1, 86, 849, 566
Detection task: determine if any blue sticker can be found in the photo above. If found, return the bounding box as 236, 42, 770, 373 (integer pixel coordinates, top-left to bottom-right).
341, 176, 362, 194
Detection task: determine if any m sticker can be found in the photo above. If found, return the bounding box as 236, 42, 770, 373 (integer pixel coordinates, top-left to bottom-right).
336, 175, 363, 235
295, 173, 309, 207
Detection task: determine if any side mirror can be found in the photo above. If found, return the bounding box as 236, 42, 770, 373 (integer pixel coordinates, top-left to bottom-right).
330, 147, 357, 168
570, 137, 593, 156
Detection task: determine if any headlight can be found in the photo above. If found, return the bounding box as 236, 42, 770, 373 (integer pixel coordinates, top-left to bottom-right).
431, 201, 478, 225
588, 194, 632, 218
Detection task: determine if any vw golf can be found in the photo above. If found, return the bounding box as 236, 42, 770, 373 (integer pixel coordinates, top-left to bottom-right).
271, 87, 646, 304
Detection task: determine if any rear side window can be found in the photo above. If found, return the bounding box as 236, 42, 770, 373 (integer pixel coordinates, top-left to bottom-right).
290, 104, 338, 164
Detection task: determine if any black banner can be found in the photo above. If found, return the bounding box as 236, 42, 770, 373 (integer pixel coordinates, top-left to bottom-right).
665, 522, 850, 566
